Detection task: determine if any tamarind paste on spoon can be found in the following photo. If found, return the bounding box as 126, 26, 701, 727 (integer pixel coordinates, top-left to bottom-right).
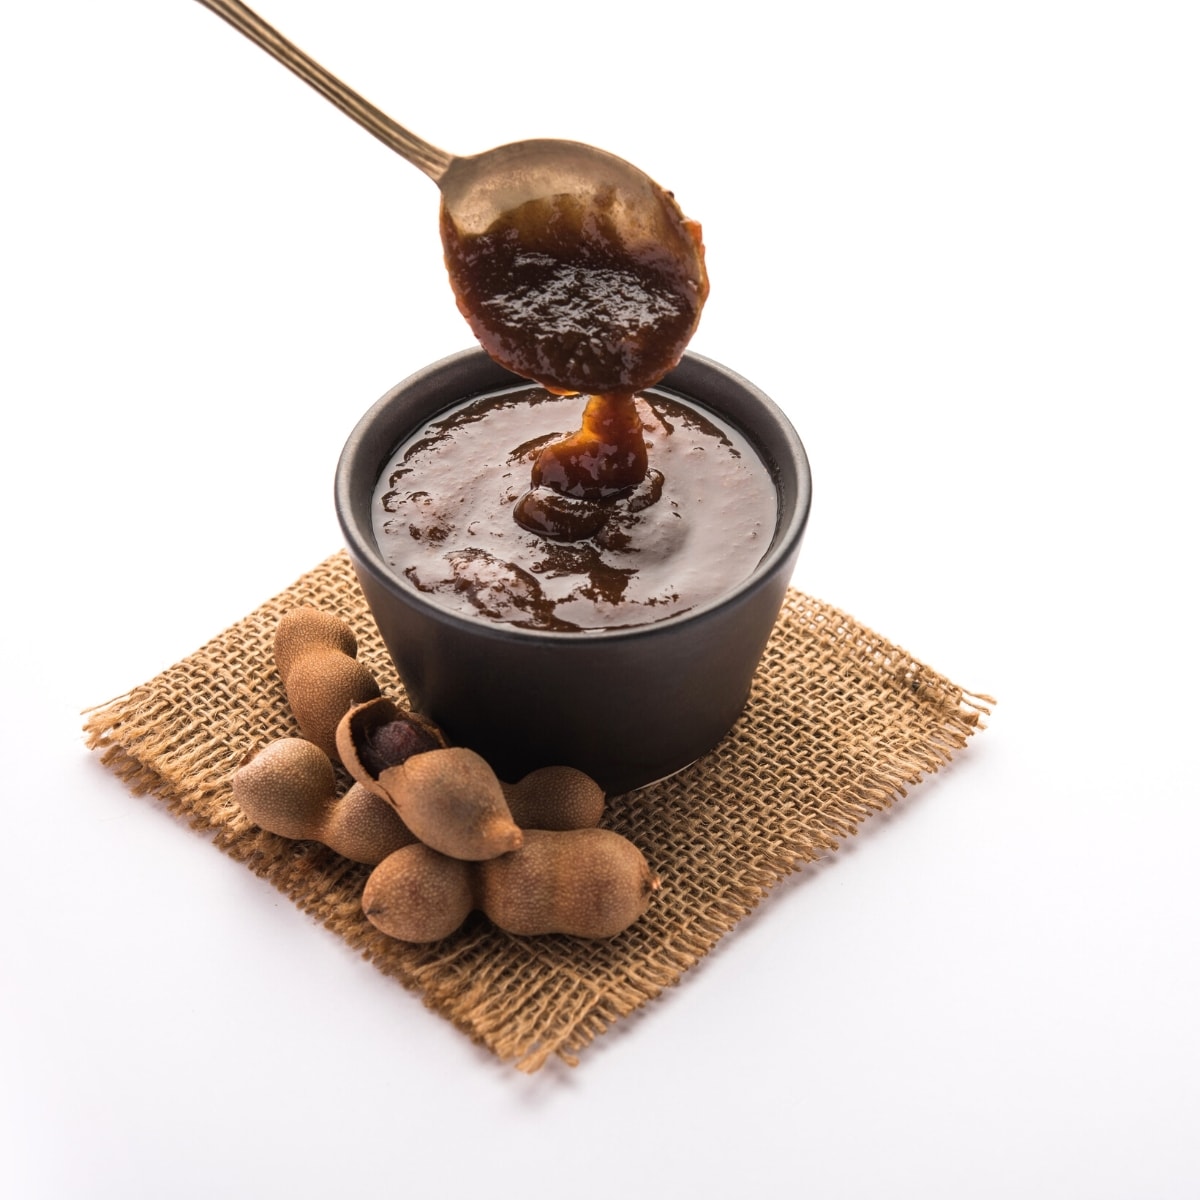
441, 192, 707, 398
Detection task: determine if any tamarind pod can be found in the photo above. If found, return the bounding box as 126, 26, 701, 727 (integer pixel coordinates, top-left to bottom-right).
362, 844, 474, 943
478, 829, 658, 938
500, 766, 605, 831
377, 748, 523, 861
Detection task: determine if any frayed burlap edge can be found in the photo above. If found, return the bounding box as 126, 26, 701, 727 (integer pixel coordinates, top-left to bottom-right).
84, 551, 991, 1071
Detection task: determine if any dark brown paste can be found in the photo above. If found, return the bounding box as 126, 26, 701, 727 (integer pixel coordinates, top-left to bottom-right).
372, 385, 777, 632
440, 194, 707, 397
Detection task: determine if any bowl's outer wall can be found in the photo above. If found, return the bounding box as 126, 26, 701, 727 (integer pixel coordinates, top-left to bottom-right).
336, 350, 811, 794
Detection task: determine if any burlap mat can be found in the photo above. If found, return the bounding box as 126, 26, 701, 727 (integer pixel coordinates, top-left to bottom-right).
84, 551, 990, 1071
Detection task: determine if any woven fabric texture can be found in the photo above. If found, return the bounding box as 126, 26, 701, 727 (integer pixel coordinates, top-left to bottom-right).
85, 551, 989, 1071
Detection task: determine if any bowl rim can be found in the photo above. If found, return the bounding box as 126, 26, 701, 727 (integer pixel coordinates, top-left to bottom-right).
334, 347, 812, 647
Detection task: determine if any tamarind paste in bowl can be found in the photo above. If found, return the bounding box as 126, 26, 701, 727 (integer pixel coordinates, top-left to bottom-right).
336, 349, 811, 795
371, 384, 777, 633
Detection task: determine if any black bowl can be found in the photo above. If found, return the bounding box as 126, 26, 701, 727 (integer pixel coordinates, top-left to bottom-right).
335, 349, 811, 795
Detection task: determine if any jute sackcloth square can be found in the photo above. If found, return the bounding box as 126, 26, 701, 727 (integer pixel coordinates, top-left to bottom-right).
84, 551, 991, 1071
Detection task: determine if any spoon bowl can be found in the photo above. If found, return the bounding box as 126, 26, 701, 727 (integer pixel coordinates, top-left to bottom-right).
195, 0, 708, 382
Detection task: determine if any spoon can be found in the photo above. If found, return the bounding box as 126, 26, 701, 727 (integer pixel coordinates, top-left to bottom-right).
194, 0, 709, 394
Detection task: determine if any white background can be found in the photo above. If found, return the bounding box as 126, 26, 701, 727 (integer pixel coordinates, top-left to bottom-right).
3, 1, 1197, 1196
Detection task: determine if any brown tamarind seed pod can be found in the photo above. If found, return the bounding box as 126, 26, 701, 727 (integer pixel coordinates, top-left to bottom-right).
232, 737, 415, 864
478, 829, 658, 938
361, 828, 659, 943
500, 766, 605, 831
377, 748, 523, 861
273, 607, 380, 761
361, 843, 475, 943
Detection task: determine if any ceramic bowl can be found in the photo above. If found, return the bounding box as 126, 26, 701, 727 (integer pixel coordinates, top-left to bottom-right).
335, 348, 811, 794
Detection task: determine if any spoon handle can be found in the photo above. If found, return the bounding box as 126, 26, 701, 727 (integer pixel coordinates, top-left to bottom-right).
194, 0, 453, 182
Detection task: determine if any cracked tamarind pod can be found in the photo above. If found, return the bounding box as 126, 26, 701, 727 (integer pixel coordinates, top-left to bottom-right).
335, 696, 447, 800
339, 696, 606, 834
337, 697, 521, 861
273, 607, 381, 761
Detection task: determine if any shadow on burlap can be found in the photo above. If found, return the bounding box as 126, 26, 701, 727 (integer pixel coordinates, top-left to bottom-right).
84, 551, 991, 1071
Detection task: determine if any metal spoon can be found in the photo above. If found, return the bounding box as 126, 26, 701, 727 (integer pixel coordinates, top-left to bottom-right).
194, 0, 708, 391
